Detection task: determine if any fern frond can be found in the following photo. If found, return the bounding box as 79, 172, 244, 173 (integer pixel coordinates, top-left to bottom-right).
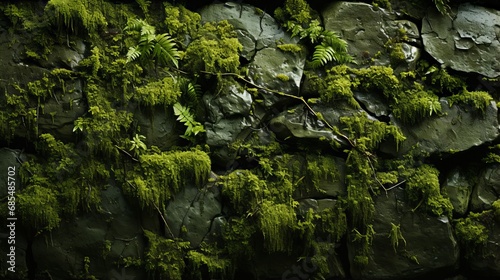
126, 47, 141, 63
153, 34, 180, 68
173, 102, 205, 137
124, 18, 147, 32
310, 31, 353, 68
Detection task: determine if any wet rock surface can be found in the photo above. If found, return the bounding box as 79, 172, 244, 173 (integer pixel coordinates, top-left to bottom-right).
422, 3, 500, 78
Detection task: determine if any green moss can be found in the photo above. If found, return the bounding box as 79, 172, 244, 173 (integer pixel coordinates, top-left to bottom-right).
143, 230, 190, 280
184, 20, 243, 73
306, 155, 340, 194
220, 169, 267, 215
277, 43, 303, 53
133, 76, 181, 107
391, 83, 442, 124
222, 217, 256, 259
429, 68, 466, 93
455, 212, 489, 257
404, 164, 453, 216
448, 90, 493, 113
389, 43, 405, 62
186, 247, 232, 279
17, 185, 61, 232
258, 200, 297, 253
164, 3, 201, 44
276, 73, 290, 82
388, 223, 406, 252
45, 0, 109, 35
126, 150, 211, 210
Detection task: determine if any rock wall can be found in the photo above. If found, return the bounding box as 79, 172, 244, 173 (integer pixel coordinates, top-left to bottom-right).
0, 1, 500, 280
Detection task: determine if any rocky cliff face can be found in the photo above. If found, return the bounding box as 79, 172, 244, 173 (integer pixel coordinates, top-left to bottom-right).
0, 1, 500, 280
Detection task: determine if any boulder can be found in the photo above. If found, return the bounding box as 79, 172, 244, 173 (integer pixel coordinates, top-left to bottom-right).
470, 164, 500, 211
385, 98, 499, 155
348, 187, 459, 279
199, 2, 295, 60
133, 106, 179, 150
248, 47, 306, 106
269, 101, 365, 147
322, 2, 421, 69
205, 116, 252, 147
32, 183, 145, 280
422, 3, 500, 78
165, 179, 222, 248
203, 80, 253, 123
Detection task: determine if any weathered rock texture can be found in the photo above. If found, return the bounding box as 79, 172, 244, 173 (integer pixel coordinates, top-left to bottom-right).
422, 3, 500, 78
1, 1, 500, 280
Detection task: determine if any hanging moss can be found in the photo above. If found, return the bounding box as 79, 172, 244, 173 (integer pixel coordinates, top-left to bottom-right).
220, 169, 267, 215
306, 155, 341, 194
17, 185, 61, 232
125, 150, 211, 210
186, 244, 232, 279
258, 200, 297, 253
222, 217, 257, 259
44, 0, 109, 35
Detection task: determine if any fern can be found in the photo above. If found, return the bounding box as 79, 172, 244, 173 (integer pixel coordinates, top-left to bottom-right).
311, 31, 352, 68
153, 34, 179, 68
125, 18, 180, 68
173, 102, 205, 139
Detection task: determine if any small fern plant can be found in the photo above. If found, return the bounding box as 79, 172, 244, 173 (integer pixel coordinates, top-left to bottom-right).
125, 18, 180, 69
310, 30, 353, 68
173, 102, 205, 141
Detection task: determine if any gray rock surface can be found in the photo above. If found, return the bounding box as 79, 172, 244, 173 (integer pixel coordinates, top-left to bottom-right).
248, 47, 306, 106
349, 187, 459, 279
269, 101, 364, 147
422, 3, 500, 78
32, 184, 145, 280
165, 180, 222, 248
204, 81, 253, 123
199, 2, 294, 60
386, 99, 499, 155
205, 116, 252, 147
323, 2, 420, 68
470, 165, 500, 211
133, 106, 179, 150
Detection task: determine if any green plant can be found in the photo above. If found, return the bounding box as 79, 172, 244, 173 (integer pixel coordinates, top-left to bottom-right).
128, 134, 147, 157
173, 102, 205, 140
125, 18, 180, 69
311, 31, 353, 68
